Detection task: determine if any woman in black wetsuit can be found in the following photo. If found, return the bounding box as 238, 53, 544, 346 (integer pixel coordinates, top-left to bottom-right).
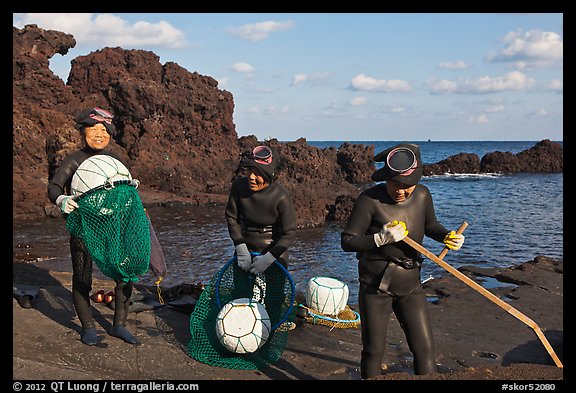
341, 143, 465, 378
225, 145, 297, 321
47, 108, 139, 346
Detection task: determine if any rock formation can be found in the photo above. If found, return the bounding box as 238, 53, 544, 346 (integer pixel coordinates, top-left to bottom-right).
422, 140, 563, 176
480, 139, 563, 173
12, 24, 562, 226
12, 24, 368, 227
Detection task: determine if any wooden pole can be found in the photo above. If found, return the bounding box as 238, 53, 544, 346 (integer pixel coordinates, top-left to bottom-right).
437, 222, 469, 260
404, 222, 563, 368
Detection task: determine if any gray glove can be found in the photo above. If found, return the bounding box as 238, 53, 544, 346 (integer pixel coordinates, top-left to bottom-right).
374, 220, 408, 247
235, 243, 252, 272
55, 195, 78, 214
250, 252, 276, 274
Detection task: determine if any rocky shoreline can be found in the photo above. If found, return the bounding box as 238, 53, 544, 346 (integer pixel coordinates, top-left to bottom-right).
11, 23, 565, 384
12, 255, 563, 382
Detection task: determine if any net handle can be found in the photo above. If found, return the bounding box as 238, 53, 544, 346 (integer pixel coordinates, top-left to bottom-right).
214, 252, 296, 332
74, 179, 139, 201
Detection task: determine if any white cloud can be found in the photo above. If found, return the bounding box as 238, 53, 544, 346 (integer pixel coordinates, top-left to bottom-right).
292, 74, 307, 85
484, 105, 505, 113
349, 97, 367, 106
464, 71, 534, 93
485, 29, 563, 69
469, 114, 490, 124
426, 71, 535, 94
290, 72, 329, 85
350, 74, 412, 93
424, 78, 458, 94
13, 13, 187, 48
535, 108, 549, 116
543, 79, 563, 93
265, 106, 289, 114
227, 20, 295, 42
436, 60, 470, 70
389, 106, 405, 113
231, 62, 255, 73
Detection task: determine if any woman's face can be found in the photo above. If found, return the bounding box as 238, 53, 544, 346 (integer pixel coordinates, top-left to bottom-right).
248, 171, 269, 192
84, 123, 110, 150
386, 180, 416, 203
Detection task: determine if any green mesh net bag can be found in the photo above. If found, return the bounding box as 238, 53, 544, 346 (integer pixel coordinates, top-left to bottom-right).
66, 181, 151, 282
187, 255, 295, 370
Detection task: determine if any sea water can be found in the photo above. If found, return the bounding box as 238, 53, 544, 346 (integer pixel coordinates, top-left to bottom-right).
13, 141, 563, 304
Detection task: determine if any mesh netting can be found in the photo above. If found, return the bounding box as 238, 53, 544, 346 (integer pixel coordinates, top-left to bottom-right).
187, 257, 295, 370
66, 182, 151, 282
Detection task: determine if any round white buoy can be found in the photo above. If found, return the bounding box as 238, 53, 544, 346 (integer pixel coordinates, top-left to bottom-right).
305, 276, 349, 316
215, 298, 272, 354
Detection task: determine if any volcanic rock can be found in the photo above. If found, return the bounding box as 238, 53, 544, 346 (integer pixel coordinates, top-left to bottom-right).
12, 24, 370, 228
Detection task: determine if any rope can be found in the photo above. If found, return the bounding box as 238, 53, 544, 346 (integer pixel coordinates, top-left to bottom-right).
299, 304, 360, 329
155, 276, 165, 305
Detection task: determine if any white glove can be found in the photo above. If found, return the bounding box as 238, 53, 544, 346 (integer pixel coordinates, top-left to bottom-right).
443, 231, 465, 251
374, 220, 408, 247
235, 243, 252, 272
56, 195, 78, 214
250, 252, 276, 274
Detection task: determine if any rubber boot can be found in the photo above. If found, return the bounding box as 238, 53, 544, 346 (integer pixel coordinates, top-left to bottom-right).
72, 280, 99, 346
81, 328, 99, 346
70, 235, 99, 346
109, 281, 139, 345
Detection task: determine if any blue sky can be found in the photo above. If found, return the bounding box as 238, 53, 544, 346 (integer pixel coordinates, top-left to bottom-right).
13, 13, 563, 141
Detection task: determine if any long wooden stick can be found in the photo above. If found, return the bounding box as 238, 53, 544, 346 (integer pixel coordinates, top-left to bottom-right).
403, 222, 563, 368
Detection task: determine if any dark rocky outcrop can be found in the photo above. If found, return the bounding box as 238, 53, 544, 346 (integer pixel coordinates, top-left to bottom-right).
12, 24, 369, 227
423, 140, 563, 176
423, 153, 481, 176
480, 139, 563, 173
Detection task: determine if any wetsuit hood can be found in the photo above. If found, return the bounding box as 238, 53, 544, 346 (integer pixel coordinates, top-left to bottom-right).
74, 107, 117, 136
371, 143, 423, 186
239, 145, 282, 183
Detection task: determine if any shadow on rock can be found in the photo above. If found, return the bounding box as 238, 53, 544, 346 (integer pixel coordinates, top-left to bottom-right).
149, 306, 193, 354
13, 262, 108, 337
502, 329, 563, 368
259, 356, 319, 380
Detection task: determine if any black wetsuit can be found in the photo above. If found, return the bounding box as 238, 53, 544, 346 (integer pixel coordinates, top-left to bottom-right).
341, 183, 450, 377
48, 147, 134, 337
225, 177, 297, 266
225, 177, 297, 322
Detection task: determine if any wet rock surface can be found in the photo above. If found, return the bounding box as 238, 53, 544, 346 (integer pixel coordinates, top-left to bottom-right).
12, 256, 563, 382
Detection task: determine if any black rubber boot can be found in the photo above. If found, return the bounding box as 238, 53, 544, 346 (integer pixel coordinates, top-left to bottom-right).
109, 326, 138, 345
109, 281, 139, 345
70, 235, 99, 346
81, 327, 99, 346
